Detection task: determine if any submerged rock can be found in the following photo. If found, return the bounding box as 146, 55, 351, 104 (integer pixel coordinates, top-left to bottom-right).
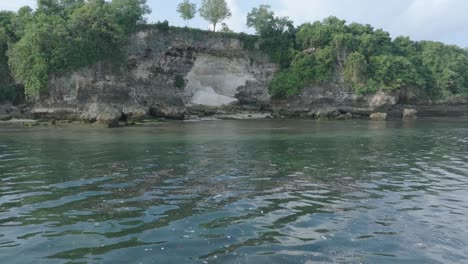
370, 112, 388, 121
403, 109, 418, 119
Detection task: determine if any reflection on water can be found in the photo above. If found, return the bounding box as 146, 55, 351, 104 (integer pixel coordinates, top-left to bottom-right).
1, 120, 468, 263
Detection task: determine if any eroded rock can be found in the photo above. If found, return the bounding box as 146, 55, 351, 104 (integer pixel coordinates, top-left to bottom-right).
403, 109, 418, 119
369, 90, 397, 109
370, 112, 388, 121
81, 103, 122, 126
335, 112, 353, 120
315, 107, 340, 119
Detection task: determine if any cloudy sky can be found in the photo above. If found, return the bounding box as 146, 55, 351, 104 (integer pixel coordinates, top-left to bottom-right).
1, 0, 467, 47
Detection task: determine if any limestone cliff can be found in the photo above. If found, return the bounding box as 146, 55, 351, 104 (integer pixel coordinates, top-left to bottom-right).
28, 28, 467, 124
32, 28, 275, 124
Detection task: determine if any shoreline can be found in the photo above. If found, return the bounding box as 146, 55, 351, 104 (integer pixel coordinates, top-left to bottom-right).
1, 112, 467, 129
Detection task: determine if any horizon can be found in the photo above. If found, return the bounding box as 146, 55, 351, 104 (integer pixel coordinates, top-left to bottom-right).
0, 0, 467, 48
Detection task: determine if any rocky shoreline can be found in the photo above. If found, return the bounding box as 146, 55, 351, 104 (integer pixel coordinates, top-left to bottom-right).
1, 100, 467, 128
1, 28, 467, 127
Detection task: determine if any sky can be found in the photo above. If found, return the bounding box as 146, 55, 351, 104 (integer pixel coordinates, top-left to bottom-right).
1, 0, 467, 47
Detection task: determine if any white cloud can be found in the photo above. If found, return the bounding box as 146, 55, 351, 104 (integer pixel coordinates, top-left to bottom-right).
393, 0, 468, 43
225, 0, 249, 32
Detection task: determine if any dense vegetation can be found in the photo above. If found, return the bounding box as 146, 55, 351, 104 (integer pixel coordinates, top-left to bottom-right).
247, 6, 468, 98
1, 1, 467, 102
0, 0, 150, 99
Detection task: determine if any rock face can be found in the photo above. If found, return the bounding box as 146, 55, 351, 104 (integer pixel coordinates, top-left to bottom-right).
26, 28, 467, 122
335, 112, 353, 120
403, 109, 418, 119
33, 28, 275, 122
369, 90, 398, 109
370, 112, 388, 121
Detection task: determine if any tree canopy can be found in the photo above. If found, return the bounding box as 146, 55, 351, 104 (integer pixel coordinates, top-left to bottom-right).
247, 11, 468, 98
177, 0, 196, 27
1, 0, 150, 98
199, 0, 231, 32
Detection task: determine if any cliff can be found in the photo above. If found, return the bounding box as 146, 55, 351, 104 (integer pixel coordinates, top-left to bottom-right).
22, 27, 468, 125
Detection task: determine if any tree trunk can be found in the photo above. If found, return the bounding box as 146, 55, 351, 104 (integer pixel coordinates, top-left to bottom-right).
213, 22, 217, 32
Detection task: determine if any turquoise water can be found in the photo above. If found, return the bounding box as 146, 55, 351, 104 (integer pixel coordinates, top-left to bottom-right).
1, 120, 468, 263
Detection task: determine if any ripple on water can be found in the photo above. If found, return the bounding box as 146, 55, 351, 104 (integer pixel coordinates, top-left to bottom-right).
1, 120, 468, 263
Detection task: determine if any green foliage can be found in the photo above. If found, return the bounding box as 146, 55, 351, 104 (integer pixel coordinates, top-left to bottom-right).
246, 5, 276, 36
420, 41, 468, 97
177, 0, 196, 26
368, 55, 420, 91
344, 52, 368, 92
6, 0, 151, 98
199, 0, 231, 32
246, 5, 295, 67
155, 20, 170, 31
270, 49, 335, 97
270, 69, 303, 97
0, 84, 24, 104
236, 32, 257, 50
264, 14, 468, 98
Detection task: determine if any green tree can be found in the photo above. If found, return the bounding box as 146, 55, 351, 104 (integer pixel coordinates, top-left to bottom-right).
246, 4, 275, 35
199, 0, 231, 31
344, 52, 368, 92
246, 5, 295, 67
10, 6, 34, 40
8, 0, 151, 97
369, 55, 420, 91
177, 0, 196, 27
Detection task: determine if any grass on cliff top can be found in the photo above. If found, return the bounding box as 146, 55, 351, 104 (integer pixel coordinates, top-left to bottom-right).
138, 22, 258, 50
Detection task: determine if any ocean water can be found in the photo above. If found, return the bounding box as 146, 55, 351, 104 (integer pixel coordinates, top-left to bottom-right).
1, 119, 468, 263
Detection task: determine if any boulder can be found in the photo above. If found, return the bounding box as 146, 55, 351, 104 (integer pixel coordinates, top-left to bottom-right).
370, 112, 388, 121
149, 96, 186, 120
122, 105, 149, 121
314, 107, 340, 119
335, 112, 353, 120
403, 109, 418, 119
81, 103, 122, 126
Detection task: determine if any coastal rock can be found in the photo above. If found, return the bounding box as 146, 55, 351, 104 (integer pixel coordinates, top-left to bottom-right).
122, 105, 149, 121
335, 112, 353, 120
81, 103, 122, 126
0, 115, 12, 121
369, 90, 397, 109
33, 29, 274, 121
315, 107, 340, 119
403, 109, 418, 119
370, 112, 388, 121
14, 28, 467, 122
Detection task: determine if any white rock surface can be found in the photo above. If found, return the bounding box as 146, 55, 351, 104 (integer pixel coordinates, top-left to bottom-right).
185, 53, 254, 107
191, 87, 238, 106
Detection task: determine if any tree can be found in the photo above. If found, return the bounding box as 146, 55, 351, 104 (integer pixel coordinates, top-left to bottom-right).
177, 0, 196, 27
246, 4, 275, 35
8, 0, 151, 97
199, 0, 231, 31
344, 52, 368, 92
10, 6, 34, 40
246, 5, 295, 67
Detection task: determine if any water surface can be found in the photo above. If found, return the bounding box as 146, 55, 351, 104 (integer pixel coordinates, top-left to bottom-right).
1, 120, 468, 263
